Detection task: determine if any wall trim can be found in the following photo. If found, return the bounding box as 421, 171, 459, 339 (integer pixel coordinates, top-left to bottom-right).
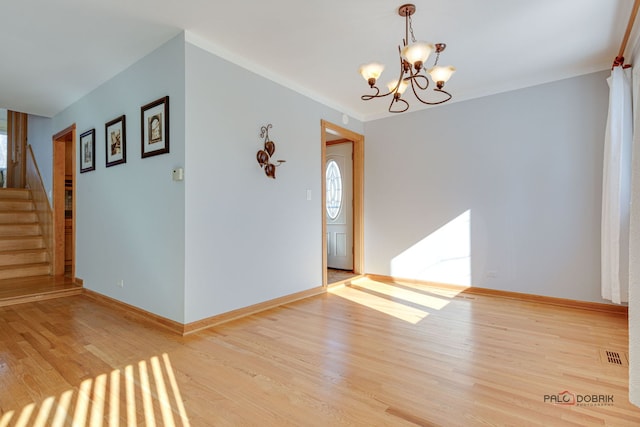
83, 273, 625, 337
183, 286, 327, 335
83, 286, 327, 336
366, 274, 628, 315
83, 289, 185, 335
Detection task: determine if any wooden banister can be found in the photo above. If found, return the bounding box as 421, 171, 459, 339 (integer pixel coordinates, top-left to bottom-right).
26, 145, 53, 267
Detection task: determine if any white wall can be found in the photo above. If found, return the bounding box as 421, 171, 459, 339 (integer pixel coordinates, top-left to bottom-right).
50, 34, 187, 322
364, 71, 609, 303
183, 42, 363, 323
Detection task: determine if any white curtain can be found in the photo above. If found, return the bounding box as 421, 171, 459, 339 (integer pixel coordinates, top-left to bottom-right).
631, 65, 640, 408
602, 66, 632, 304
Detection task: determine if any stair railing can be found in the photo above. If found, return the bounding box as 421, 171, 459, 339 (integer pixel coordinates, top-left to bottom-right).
25, 145, 53, 268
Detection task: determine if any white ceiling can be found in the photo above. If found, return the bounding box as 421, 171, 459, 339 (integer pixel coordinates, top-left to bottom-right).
0, 0, 633, 121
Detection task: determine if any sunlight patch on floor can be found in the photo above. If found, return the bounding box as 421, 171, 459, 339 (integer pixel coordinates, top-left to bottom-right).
331, 284, 429, 324
330, 277, 465, 324
350, 278, 452, 310
0, 353, 191, 427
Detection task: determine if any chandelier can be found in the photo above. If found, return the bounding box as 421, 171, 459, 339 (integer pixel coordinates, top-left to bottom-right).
359, 3, 456, 113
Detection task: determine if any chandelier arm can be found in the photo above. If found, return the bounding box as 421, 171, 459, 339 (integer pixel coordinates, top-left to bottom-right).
389, 97, 409, 113
409, 73, 430, 91
361, 84, 401, 100
361, 86, 382, 100
412, 88, 453, 106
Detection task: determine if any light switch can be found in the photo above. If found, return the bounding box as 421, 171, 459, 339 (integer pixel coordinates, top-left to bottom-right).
306, 189, 312, 200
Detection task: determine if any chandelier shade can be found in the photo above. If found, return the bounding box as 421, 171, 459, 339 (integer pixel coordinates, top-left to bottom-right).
387, 79, 409, 95
401, 42, 434, 69
428, 65, 456, 87
359, 62, 385, 84
359, 4, 455, 113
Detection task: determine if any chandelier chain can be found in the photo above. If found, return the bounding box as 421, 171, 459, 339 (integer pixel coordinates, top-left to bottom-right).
408, 15, 417, 43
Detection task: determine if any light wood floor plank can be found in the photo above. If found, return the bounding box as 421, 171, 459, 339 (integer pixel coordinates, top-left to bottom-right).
0, 276, 638, 426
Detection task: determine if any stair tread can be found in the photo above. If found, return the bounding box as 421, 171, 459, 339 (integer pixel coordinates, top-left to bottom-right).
0, 262, 50, 271
0, 248, 48, 254
0, 203, 34, 205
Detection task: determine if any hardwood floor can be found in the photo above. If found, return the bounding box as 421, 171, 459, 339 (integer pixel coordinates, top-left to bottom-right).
327, 268, 359, 284
0, 276, 638, 426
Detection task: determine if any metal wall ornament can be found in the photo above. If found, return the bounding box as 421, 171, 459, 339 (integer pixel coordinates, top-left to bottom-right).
256, 124, 285, 179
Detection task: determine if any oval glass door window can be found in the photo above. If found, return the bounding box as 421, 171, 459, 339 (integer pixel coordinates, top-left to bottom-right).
326, 159, 343, 220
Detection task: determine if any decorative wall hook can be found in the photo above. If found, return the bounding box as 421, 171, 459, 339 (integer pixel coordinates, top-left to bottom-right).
256, 124, 285, 179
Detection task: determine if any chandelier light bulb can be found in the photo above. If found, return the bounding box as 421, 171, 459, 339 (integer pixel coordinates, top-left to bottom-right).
387, 79, 409, 95
428, 65, 456, 87
401, 42, 434, 70
359, 63, 385, 86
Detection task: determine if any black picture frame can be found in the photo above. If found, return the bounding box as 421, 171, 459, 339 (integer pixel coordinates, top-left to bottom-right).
141, 96, 169, 158
105, 115, 126, 167
79, 129, 96, 173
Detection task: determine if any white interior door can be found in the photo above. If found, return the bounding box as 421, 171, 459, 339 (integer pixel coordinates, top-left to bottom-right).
326, 142, 353, 270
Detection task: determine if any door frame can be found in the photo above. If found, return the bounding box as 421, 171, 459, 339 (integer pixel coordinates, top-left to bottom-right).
52, 124, 76, 277
321, 120, 364, 286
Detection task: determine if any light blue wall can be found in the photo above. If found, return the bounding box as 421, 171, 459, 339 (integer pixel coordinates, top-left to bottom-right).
27, 114, 53, 199
364, 71, 609, 303
28, 32, 609, 324
31, 33, 364, 324
183, 42, 364, 323
51, 33, 186, 322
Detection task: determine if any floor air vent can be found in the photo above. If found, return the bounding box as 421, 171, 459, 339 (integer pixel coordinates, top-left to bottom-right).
600, 349, 629, 367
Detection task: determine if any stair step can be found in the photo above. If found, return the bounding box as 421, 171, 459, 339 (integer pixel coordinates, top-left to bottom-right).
0, 236, 45, 251
0, 199, 35, 211
0, 249, 48, 267
0, 211, 38, 224
0, 189, 32, 200
0, 275, 82, 307
0, 223, 41, 237
0, 190, 51, 281
0, 263, 51, 280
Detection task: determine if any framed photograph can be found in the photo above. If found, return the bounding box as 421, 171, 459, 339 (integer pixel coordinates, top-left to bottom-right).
79, 129, 95, 173
105, 115, 126, 167
141, 96, 169, 158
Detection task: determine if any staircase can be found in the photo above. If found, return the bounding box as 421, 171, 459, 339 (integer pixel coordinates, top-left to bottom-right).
0, 188, 51, 279
0, 188, 82, 307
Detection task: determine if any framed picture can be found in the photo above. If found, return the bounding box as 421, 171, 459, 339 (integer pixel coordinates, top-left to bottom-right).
79, 129, 95, 173
105, 115, 126, 167
141, 96, 169, 158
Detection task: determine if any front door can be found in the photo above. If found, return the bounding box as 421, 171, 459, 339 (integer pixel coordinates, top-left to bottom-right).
326, 141, 353, 270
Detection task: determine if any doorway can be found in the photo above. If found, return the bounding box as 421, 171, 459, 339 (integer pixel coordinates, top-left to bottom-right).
321, 120, 364, 286
53, 125, 76, 278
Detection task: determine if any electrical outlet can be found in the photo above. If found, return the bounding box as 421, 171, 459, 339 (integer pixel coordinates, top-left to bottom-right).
118, 279, 124, 288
